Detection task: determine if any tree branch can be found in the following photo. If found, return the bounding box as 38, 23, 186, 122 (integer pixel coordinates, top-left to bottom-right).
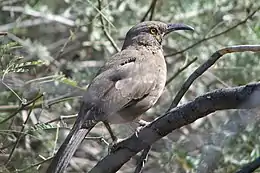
0, 31, 7, 36
235, 156, 260, 173
140, 0, 158, 22
89, 82, 260, 173
166, 57, 197, 86
2, 5, 75, 26
97, 0, 120, 52
0, 93, 44, 124
5, 101, 37, 165
169, 45, 260, 109
0, 94, 80, 112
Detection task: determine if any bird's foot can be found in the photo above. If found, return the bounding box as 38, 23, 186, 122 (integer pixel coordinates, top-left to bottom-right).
108, 120, 151, 153
135, 119, 150, 137
108, 137, 125, 153
137, 119, 150, 126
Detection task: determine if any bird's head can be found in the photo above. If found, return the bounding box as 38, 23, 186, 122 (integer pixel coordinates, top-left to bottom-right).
122, 21, 194, 49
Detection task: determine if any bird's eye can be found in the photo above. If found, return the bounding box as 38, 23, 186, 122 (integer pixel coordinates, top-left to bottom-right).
150, 28, 158, 35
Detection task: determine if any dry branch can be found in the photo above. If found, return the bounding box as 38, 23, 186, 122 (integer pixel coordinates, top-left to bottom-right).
90, 82, 260, 173
169, 45, 260, 109
236, 156, 260, 173
89, 44, 260, 173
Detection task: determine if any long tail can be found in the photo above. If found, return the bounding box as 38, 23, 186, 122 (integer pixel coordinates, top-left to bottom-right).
46, 104, 96, 173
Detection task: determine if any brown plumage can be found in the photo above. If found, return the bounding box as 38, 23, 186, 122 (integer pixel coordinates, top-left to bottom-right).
46, 21, 193, 173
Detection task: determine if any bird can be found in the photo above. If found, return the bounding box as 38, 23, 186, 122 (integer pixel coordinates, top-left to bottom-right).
46, 21, 194, 173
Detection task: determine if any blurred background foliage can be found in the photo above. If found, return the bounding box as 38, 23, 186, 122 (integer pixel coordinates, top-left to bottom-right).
0, 0, 260, 172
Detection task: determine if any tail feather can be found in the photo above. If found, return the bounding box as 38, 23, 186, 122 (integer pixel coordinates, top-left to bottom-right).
46, 104, 97, 173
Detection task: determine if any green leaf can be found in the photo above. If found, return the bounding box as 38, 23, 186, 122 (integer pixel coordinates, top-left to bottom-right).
59, 76, 78, 87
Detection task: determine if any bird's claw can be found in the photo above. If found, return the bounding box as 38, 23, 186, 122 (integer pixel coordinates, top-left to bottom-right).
108, 138, 125, 153
108, 120, 150, 153
135, 120, 150, 137
137, 119, 150, 126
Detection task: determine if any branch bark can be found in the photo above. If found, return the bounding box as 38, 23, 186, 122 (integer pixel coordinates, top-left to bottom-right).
236, 156, 260, 173
89, 82, 260, 173
169, 45, 260, 109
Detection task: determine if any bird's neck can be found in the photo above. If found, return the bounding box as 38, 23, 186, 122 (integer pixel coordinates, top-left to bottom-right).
122, 34, 161, 50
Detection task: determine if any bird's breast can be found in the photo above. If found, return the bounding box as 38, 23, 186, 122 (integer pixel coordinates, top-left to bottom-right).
116, 50, 167, 122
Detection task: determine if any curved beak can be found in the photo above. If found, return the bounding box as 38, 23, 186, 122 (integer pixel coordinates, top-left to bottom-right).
165, 23, 194, 35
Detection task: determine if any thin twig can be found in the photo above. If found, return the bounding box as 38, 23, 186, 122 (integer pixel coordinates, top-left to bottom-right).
168, 45, 260, 110
52, 122, 60, 156
97, 0, 120, 52
86, 0, 116, 29
0, 142, 15, 150
165, 7, 260, 57
0, 95, 80, 112
236, 156, 260, 173
54, 32, 74, 60
141, 0, 157, 22
85, 136, 110, 146
44, 33, 75, 73
0, 32, 7, 36
149, 0, 157, 21
45, 114, 77, 124
0, 19, 51, 31
2, 6, 75, 26
166, 57, 197, 86
5, 101, 36, 165
15, 156, 53, 172
0, 93, 44, 124
134, 146, 151, 173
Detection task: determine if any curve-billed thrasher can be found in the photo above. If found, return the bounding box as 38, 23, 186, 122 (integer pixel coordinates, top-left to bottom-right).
47, 21, 193, 173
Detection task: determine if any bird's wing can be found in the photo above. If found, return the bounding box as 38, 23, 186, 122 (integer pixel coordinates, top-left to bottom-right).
84, 50, 157, 120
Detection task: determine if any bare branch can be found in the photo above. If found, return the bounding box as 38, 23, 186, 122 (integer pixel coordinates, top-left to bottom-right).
0, 94, 81, 112
0, 93, 44, 124
5, 101, 37, 165
45, 114, 77, 124
15, 156, 53, 172
89, 82, 260, 173
141, 0, 158, 22
236, 156, 260, 173
169, 45, 260, 109
97, 0, 120, 52
2, 6, 75, 26
0, 19, 51, 32
0, 32, 7, 36
134, 146, 151, 173
165, 7, 260, 57
166, 57, 197, 86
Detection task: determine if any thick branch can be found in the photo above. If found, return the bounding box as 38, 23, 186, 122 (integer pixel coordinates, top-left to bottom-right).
89, 82, 260, 173
236, 156, 260, 173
